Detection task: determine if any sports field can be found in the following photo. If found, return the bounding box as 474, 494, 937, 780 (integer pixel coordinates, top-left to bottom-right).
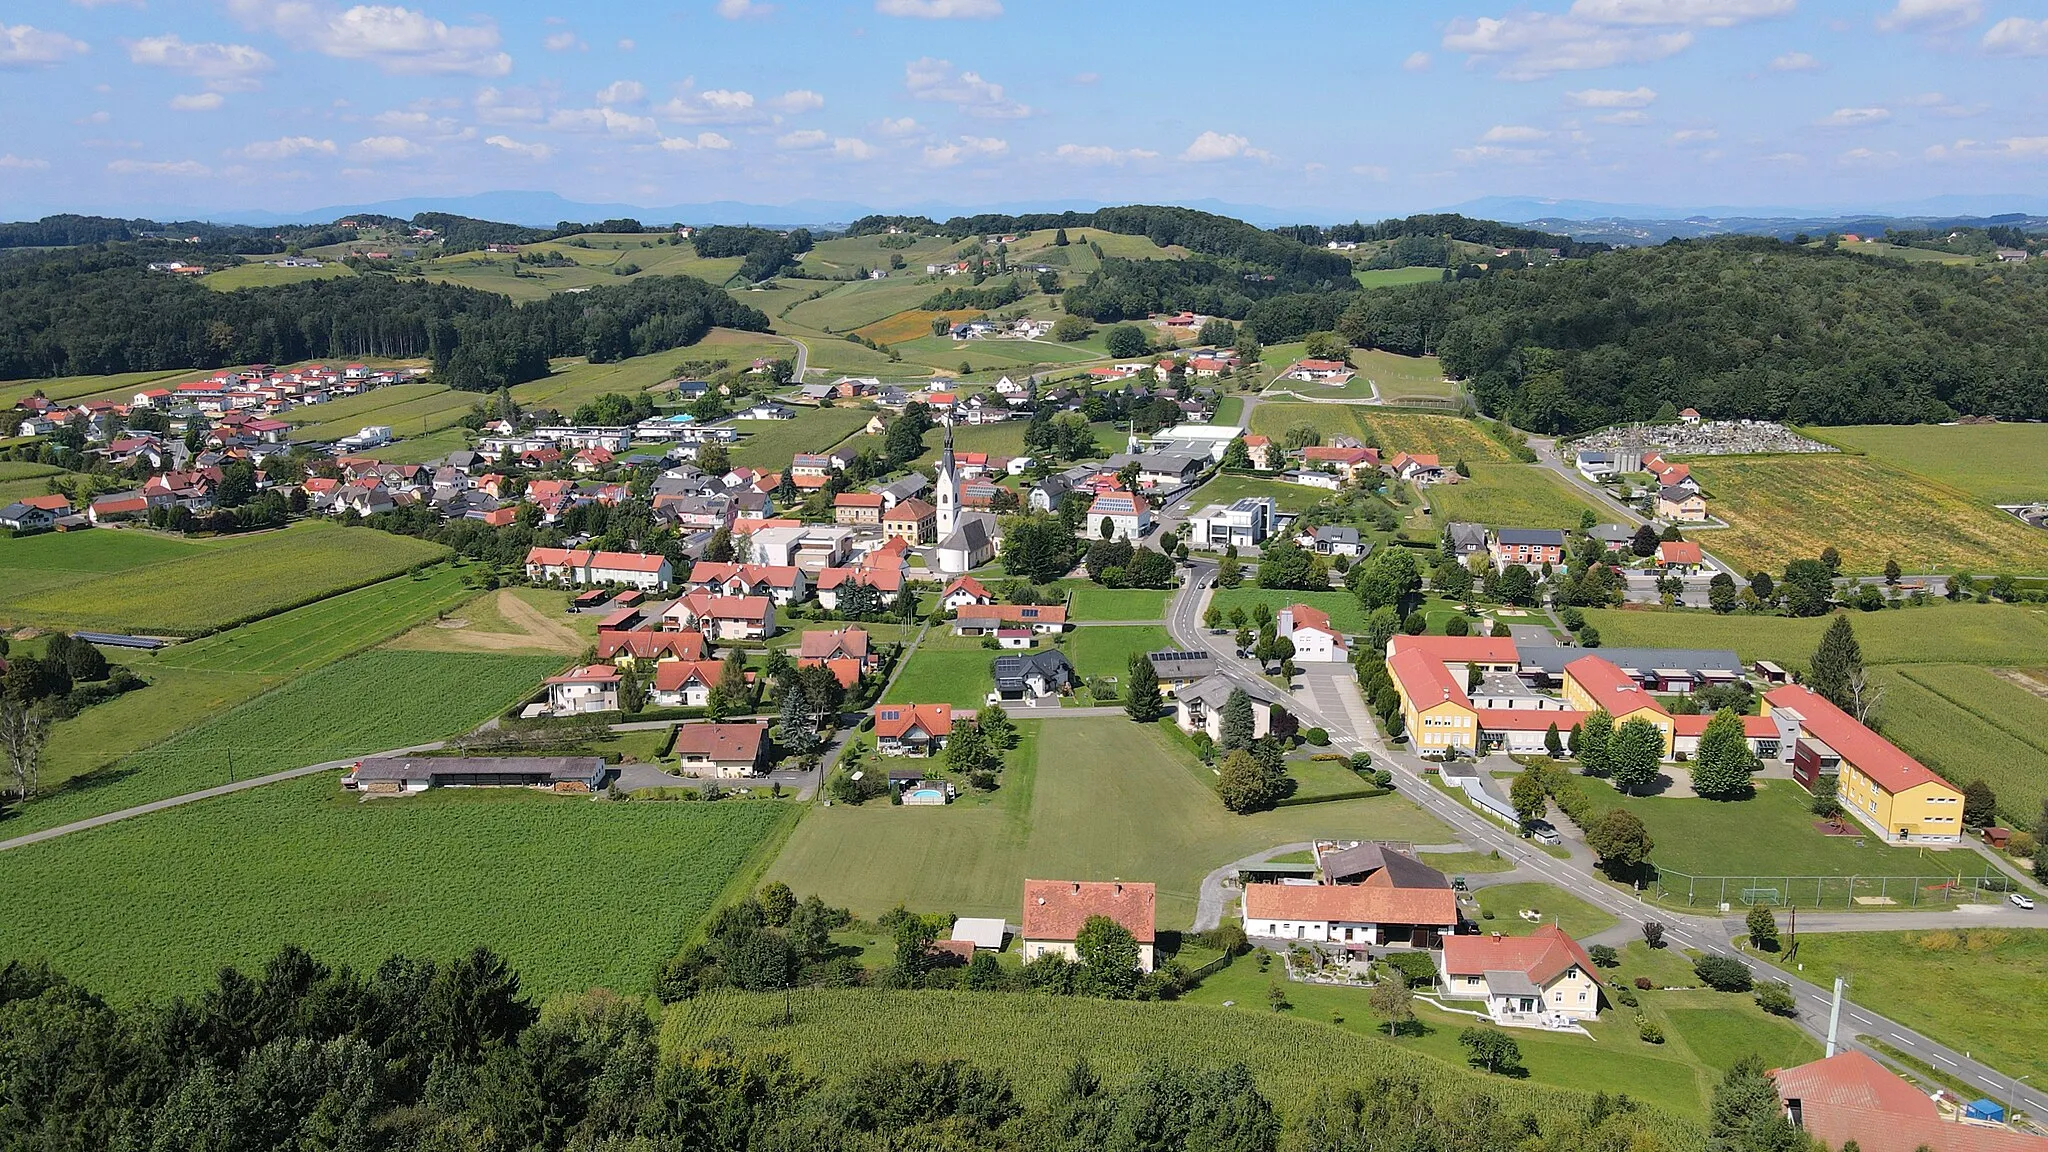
1815, 422, 2048, 505
1873, 663, 2048, 827
1577, 603, 2048, 668
1687, 454, 2048, 575
1425, 462, 1603, 530
1250, 404, 1511, 462
0, 774, 793, 999
0, 521, 448, 634
766, 717, 1449, 926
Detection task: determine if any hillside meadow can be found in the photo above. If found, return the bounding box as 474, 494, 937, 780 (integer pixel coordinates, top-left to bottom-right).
1814, 422, 2048, 505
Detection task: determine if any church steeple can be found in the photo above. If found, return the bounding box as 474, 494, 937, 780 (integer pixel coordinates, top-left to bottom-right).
934, 413, 960, 539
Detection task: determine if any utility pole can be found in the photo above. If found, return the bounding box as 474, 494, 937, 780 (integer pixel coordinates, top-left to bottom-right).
1825, 975, 1846, 1057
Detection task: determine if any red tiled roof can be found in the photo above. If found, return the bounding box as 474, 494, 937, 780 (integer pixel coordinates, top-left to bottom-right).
1389, 635, 1519, 664
1657, 540, 1703, 565
653, 660, 726, 692
19, 494, 71, 512
834, 492, 884, 508
1476, 708, 1588, 732
1768, 1052, 2048, 1152
1021, 880, 1156, 943
956, 603, 1068, 625
1241, 881, 1457, 927
1302, 445, 1378, 465
797, 627, 869, 662
1281, 603, 1335, 635
596, 629, 705, 661
1388, 646, 1470, 710
1764, 684, 1955, 795
671, 721, 768, 763
1671, 711, 1780, 738
1442, 924, 1602, 987
545, 663, 621, 685
1565, 655, 1669, 719
524, 546, 669, 573
886, 498, 936, 521
874, 702, 954, 740
807, 657, 862, 688
942, 575, 990, 601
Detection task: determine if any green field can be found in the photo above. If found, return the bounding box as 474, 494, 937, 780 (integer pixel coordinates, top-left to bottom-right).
1191, 472, 1345, 515
0, 521, 448, 634
1061, 624, 1174, 684
508, 349, 706, 412
1425, 462, 1604, 530
1756, 928, 2047, 1085
1816, 422, 2048, 505
800, 233, 956, 277
367, 426, 475, 464
0, 773, 792, 999
1060, 582, 1174, 620
662, 986, 1701, 1140
766, 717, 1449, 926
5, 648, 562, 837
1264, 348, 1455, 404
1472, 882, 1620, 939
418, 234, 746, 301
0, 461, 67, 482
726, 407, 875, 470
879, 634, 995, 708
785, 278, 941, 332
1207, 588, 1366, 633
1354, 266, 1449, 290
0, 368, 189, 409
282, 381, 446, 425
1688, 454, 2048, 575
1577, 603, 2048, 669
202, 261, 357, 290
1250, 404, 1511, 463
1872, 664, 2048, 827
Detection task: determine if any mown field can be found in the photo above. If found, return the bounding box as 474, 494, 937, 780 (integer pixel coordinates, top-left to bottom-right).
1187, 472, 1348, 515
417, 234, 747, 301
1062, 625, 1174, 684
1249, 404, 1511, 463
1872, 663, 2048, 827
508, 348, 709, 412
662, 988, 1700, 1141
800, 233, 956, 277
1425, 462, 1603, 530
202, 262, 357, 291
1815, 422, 2048, 505
1577, 603, 2048, 668
1206, 588, 1367, 634
1354, 266, 1449, 290
0, 774, 794, 999
0, 521, 448, 634
282, 381, 445, 425
0, 368, 189, 409
4, 648, 563, 837
879, 633, 996, 708
766, 717, 1449, 926
726, 407, 875, 470
1687, 454, 2048, 575
1760, 928, 2048, 1085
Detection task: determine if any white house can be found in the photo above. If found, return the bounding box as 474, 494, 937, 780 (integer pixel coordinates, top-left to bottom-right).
545, 665, 621, 715
1086, 489, 1152, 542
1187, 496, 1274, 549
1240, 874, 1458, 951
1173, 675, 1273, 743
1277, 603, 1347, 663
1440, 925, 1603, 1025
524, 547, 674, 591
1020, 880, 1156, 973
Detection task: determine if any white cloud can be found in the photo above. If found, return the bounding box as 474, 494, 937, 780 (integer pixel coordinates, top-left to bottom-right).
1838, 147, 1900, 164
659, 131, 734, 151
1072, 71, 1098, 84
923, 135, 1006, 167
1925, 136, 2048, 160
877, 116, 920, 136
1761, 151, 1806, 163
904, 57, 1029, 117
242, 135, 336, 159
542, 30, 583, 51
1668, 127, 1718, 142
1983, 17, 2048, 55
107, 158, 210, 176
1769, 50, 1821, 70
1402, 50, 1431, 71
1595, 110, 1650, 124
1566, 86, 1655, 107
225, 2, 511, 76
1876, 0, 1980, 33
617, 37, 635, 50
1482, 124, 1550, 141
877, 0, 1002, 17
1569, 0, 1793, 26
716, 0, 775, 16
350, 134, 423, 160
1180, 130, 1268, 162
1051, 143, 1159, 166
776, 129, 828, 148
1352, 164, 1390, 180
1452, 144, 1548, 163
657, 87, 760, 124
769, 88, 824, 112
0, 154, 51, 169
596, 79, 644, 105
126, 35, 272, 89
484, 133, 552, 159
549, 106, 657, 136
1443, 0, 1790, 80
0, 24, 90, 67
475, 86, 543, 123
1817, 106, 1890, 127
832, 137, 877, 159
170, 92, 225, 111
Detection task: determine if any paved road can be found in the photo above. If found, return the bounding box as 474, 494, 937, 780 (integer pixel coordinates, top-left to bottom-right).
1159, 565, 2048, 1117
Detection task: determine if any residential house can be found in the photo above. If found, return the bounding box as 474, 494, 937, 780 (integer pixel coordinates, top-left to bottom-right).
874, 702, 955, 756
1490, 528, 1567, 571
1105, 451, 1205, 490
940, 575, 992, 609
1771, 1050, 2048, 1152
1388, 452, 1446, 483
1241, 869, 1458, 950
1445, 521, 1490, 558
672, 721, 772, 777
1086, 488, 1152, 542
797, 627, 876, 682
1310, 525, 1364, 557
663, 592, 776, 641
1147, 650, 1217, 694
882, 498, 937, 544
597, 629, 706, 665
0, 502, 57, 533
1302, 445, 1380, 479
1020, 880, 1157, 972
1440, 925, 1603, 1024
649, 660, 730, 707
1655, 539, 1704, 573
1657, 485, 1709, 522
545, 665, 621, 715
1241, 434, 1275, 471
1187, 497, 1274, 548
1765, 683, 1964, 843
1277, 603, 1347, 663
984, 649, 1071, 705
688, 562, 809, 607
524, 547, 674, 591
953, 603, 1068, 635
834, 492, 884, 526
1174, 675, 1274, 743
1281, 358, 1355, 384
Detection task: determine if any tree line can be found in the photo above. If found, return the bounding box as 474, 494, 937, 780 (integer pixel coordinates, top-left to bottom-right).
1274, 214, 1606, 259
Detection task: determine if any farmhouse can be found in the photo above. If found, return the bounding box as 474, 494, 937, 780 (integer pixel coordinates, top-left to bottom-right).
1020, 880, 1157, 972
1440, 925, 1603, 1025
672, 722, 772, 778
1765, 684, 1965, 843
343, 756, 607, 793
524, 547, 674, 591
875, 702, 955, 756
1240, 868, 1457, 949
1276, 603, 1347, 663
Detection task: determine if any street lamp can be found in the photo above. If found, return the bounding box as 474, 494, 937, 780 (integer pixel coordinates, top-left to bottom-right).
2009, 1073, 2031, 1128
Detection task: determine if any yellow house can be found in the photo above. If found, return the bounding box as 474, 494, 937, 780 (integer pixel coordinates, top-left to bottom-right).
1656, 487, 1709, 523
1765, 685, 1964, 843
1388, 647, 1478, 753
1561, 655, 1674, 757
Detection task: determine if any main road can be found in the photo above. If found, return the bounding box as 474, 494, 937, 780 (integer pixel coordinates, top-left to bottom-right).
1164, 558, 2048, 1117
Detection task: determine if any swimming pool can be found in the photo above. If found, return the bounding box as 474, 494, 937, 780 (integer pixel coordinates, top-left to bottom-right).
908, 788, 944, 802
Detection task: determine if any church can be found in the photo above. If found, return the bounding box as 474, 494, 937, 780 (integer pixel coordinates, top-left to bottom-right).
932, 417, 1000, 575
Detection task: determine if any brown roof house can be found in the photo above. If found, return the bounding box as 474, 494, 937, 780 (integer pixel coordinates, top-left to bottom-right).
672, 721, 771, 778
1020, 880, 1157, 972
1439, 924, 1603, 1025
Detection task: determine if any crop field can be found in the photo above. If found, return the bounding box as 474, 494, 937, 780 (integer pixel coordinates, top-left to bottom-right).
202, 262, 357, 291
1425, 463, 1604, 529
282, 382, 446, 426
0, 368, 189, 409
0, 773, 793, 999
4, 648, 564, 837
1815, 422, 2048, 505
419, 237, 746, 301
726, 408, 874, 470
787, 279, 943, 333
1354, 266, 1448, 290
1061, 625, 1174, 684
1249, 403, 1511, 462
1686, 454, 2048, 575
852, 308, 985, 345
1, 522, 448, 635
1206, 588, 1368, 634
293, 389, 480, 441
1576, 603, 2048, 669
1872, 664, 2048, 827
662, 989, 1698, 1141
767, 717, 1449, 926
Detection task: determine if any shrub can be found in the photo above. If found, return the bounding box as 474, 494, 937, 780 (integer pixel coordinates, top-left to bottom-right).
1636, 1015, 1665, 1044
1755, 980, 1798, 1018
1693, 955, 1754, 992
1587, 944, 1619, 968
1641, 921, 1665, 949
1634, 976, 1652, 991
2006, 831, 2036, 859
1304, 727, 1330, 746
1444, 616, 1469, 636
1613, 983, 1638, 1008
1382, 950, 1440, 988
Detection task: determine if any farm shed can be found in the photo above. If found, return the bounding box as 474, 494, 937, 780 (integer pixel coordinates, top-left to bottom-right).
344, 756, 607, 793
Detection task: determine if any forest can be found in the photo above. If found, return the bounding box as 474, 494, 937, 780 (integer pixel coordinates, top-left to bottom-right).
1275, 214, 1606, 259
1336, 236, 2048, 429
0, 246, 769, 390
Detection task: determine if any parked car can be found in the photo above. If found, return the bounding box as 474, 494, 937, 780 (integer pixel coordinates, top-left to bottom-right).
2011, 892, 2036, 910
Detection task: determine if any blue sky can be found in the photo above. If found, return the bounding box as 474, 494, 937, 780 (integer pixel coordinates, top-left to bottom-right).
3, 0, 2047, 220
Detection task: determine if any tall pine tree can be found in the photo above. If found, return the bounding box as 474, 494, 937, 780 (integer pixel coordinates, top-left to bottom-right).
1124, 652, 1163, 723
1807, 615, 1862, 710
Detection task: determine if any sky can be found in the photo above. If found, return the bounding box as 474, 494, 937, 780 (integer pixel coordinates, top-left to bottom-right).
3, 0, 2048, 222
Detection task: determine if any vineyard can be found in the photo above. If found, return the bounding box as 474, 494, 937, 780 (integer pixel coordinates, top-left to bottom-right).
1687, 454, 2048, 575
0, 773, 794, 999
660, 988, 1702, 1144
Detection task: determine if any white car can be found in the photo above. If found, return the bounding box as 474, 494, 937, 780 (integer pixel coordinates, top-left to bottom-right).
2011, 892, 2036, 910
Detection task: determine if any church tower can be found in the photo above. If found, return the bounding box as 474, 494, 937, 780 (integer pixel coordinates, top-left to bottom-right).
934, 414, 960, 539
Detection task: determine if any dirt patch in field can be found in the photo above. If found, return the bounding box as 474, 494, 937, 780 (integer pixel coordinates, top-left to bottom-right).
1992, 668, 2048, 701
385, 591, 587, 654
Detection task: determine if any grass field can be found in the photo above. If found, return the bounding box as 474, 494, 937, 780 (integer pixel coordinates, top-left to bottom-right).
1815, 423, 2048, 505
1060, 625, 1174, 684
889, 335, 1101, 375
203, 262, 357, 290
1755, 928, 2047, 1084
1354, 266, 1449, 290
1471, 881, 1619, 939
1840, 240, 1979, 265
418, 235, 746, 301
0, 527, 226, 602
383, 586, 589, 655
284, 383, 482, 443
1425, 463, 1604, 530
1191, 472, 1346, 515
4, 649, 563, 837
367, 426, 474, 464
786, 278, 944, 333
1872, 664, 2048, 827
1249, 404, 1511, 462
508, 348, 709, 412
1207, 588, 1366, 633
1577, 603, 2048, 669
0, 521, 448, 634
766, 717, 1450, 926
282, 381, 446, 425
1060, 582, 1173, 619
664, 986, 1702, 1140
801, 233, 956, 277
879, 634, 995, 708
1687, 454, 2048, 575
0, 369, 189, 409
0, 461, 68, 482
0, 773, 793, 999
726, 407, 875, 470
852, 308, 984, 345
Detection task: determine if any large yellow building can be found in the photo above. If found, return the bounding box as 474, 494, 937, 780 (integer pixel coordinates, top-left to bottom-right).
1387, 647, 1477, 753
1765, 685, 1964, 843
1560, 655, 1675, 757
